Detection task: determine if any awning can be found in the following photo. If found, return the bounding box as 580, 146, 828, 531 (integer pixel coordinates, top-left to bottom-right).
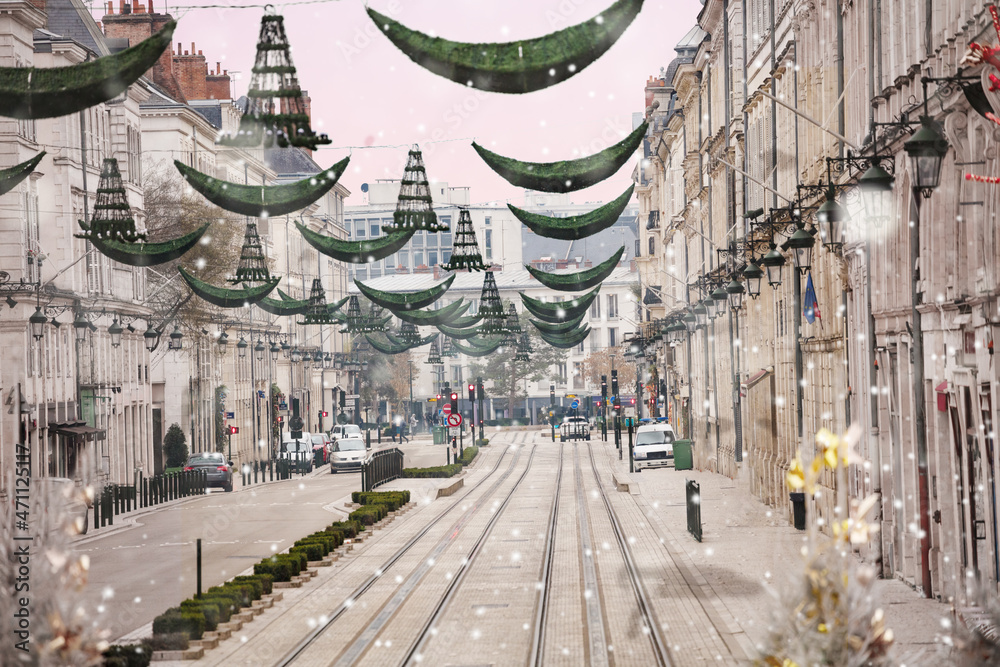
643, 287, 662, 305
935, 381, 949, 393
50, 422, 106, 439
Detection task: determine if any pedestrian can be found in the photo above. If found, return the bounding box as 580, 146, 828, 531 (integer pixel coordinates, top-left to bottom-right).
410, 413, 418, 436
395, 415, 409, 443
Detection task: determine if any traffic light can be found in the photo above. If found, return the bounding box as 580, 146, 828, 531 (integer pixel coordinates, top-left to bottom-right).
339, 392, 346, 408
320, 411, 328, 418
450, 391, 459, 415
611, 371, 620, 410
436, 394, 442, 402
228, 425, 239, 435
468, 383, 475, 401
549, 384, 555, 405
276, 415, 283, 423
630, 397, 636, 406
601, 375, 608, 400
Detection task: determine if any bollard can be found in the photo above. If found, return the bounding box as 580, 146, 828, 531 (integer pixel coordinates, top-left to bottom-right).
196, 538, 202, 598
628, 422, 634, 473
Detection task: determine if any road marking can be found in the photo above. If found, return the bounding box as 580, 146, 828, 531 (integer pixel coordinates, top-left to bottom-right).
208, 540, 239, 545
111, 545, 143, 550
160, 542, 192, 547
254, 539, 283, 544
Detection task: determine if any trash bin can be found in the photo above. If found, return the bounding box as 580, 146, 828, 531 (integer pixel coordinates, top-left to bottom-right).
433, 426, 448, 445
673, 439, 693, 470
789, 492, 806, 530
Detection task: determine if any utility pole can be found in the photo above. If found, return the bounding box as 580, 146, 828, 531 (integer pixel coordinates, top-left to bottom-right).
477, 377, 485, 442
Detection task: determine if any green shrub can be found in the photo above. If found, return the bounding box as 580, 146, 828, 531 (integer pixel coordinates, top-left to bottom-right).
278, 551, 306, 574
180, 599, 218, 631
235, 573, 273, 595
299, 533, 336, 552
254, 557, 292, 583
349, 504, 388, 526
326, 520, 362, 537
151, 608, 205, 640
216, 582, 254, 606
476, 438, 490, 446
401, 464, 463, 478
199, 595, 235, 622
316, 530, 345, 549
290, 542, 325, 562
164, 423, 188, 469
142, 633, 189, 652
351, 490, 410, 511
230, 575, 266, 598
458, 446, 479, 466
102, 643, 152, 667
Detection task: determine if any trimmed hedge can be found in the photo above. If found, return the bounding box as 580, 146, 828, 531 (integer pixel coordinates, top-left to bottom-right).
102, 643, 152, 667
458, 446, 479, 466
151, 608, 205, 640
290, 542, 325, 562
401, 464, 463, 478
254, 557, 292, 583
180, 599, 218, 632
351, 490, 411, 511
476, 438, 490, 446
349, 504, 388, 526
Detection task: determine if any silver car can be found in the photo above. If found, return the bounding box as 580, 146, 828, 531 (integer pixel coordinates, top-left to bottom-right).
184, 452, 234, 491
29, 477, 94, 535
330, 437, 367, 473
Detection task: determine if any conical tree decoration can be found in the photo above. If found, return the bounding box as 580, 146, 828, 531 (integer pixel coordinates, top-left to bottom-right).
383, 146, 448, 233
218, 12, 330, 150
501, 303, 522, 347
230, 222, 271, 284
478, 272, 506, 336
396, 321, 421, 346
362, 303, 389, 333
440, 208, 488, 271
514, 330, 532, 362
343, 295, 365, 333
298, 278, 336, 325
441, 335, 458, 358
78, 158, 144, 242
426, 335, 443, 364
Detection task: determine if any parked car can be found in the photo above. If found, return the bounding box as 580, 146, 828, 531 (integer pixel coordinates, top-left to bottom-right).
330, 424, 363, 443
29, 477, 94, 535
330, 437, 367, 473
279, 434, 314, 473
311, 433, 332, 464
184, 452, 234, 491
632, 424, 676, 471
560, 415, 591, 441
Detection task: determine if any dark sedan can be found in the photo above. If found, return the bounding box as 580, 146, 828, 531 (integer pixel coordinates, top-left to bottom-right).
184, 452, 233, 492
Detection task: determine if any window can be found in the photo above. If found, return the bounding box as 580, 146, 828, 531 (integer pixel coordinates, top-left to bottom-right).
648, 237, 655, 256
485, 216, 491, 226
607, 295, 618, 319
485, 229, 493, 260
608, 328, 618, 347
451, 366, 463, 383
370, 222, 380, 237
468, 299, 479, 314
577, 337, 585, 354
413, 232, 424, 247
590, 298, 601, 319
440, 216, 451, 231
414, 251, 424, 267
24, 190, 39, 283
355, 222, 367, 238
573, 362, 584, 388
440, 231, 452, 247
399, 251, 409, 268
556, 364, 567, 384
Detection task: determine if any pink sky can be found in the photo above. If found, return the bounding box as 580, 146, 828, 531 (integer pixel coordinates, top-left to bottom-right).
121, 0, 703, 206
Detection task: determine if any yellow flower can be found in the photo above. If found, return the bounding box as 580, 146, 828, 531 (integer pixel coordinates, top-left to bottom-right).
787, 455, 806, 490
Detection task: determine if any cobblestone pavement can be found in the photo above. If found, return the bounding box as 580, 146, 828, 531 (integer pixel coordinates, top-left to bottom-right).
154, 429, 950, 666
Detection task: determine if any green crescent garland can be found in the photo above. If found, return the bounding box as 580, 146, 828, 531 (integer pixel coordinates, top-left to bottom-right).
79, 220, 210, 267
354, 274, 455, 311
508, 184, 634, 240
257, 295, 308, 317
525, 247, 623, 292
175, 155, 349, 218
445, 312, 483, 328
436, 322, 482, 340
0, 152, 44, 197
538, 325, 592, 349
0, 21, 175, 119
449, 338, 503, 357
473, 122, 647, 192
367, 0, 643, 94
296, 220, 415, 264
390, 299, 469, 326
519, 286, 601, 323
178, 267, 280, 308
529, 312, 587, 335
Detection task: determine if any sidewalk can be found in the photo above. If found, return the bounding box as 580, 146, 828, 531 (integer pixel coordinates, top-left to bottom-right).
600, 437, 950, 664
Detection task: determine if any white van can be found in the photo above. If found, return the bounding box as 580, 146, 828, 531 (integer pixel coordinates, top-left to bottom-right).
633, 423, 676, 471
279, 433, 314, 472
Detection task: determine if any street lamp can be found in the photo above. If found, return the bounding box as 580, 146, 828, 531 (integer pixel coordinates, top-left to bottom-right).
859, 162, 894, 226
783, 226, 815, 273
237, 336, 248, 358
742, 261, 765, 299
143, 327, 161, 352
281, 341, 291, 359
816, 188, 849, 249
709, 285, 728, 318
270, 341, 280, 361
73, 310, 89, 342
254, 338, 266, 361
29, 307, 47, 341
683, 311, 698, 333
904, 117, 948, 198
108, 318, 123, 348
692, 301, 708, 328
290, 347, 302, 364
725, 278, 745, 311
760, 245, 786, 288
168, 325, 183, 351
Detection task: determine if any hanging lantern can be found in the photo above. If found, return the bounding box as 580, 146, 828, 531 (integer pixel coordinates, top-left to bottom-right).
168, 325, 184, 351
256, 339, 267, 361
29, 306, 47, 341
270, 341, 280, 361
903, 117, 948, 198
783, 227, 815, 273
73, 311, 90, 342
692, 301, 708, 328
742, 261, 765, 299
759, 245, 786, 288
709, 286, 728, 318
217, 330, 229, 352
237, 336, 248, 358
815, 188, 849, 249
726, 278, 745, 311
108, 318, 123, 348
143, 327, 161, 352
858, 162, 894, 227
683, 311, 698, 333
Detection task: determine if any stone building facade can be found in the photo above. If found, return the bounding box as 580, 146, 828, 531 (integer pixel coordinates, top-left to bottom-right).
637, 0, 1000, 602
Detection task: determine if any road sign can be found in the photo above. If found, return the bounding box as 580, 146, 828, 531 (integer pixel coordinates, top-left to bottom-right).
225, 411, 235, 419
279, 402, 288, 411
257, 390, 265, 399
443, 403, 453, 416
570, 399, 579, 410
446, 413, 462, 427
448, 426, 460, 437
346, 394, 360, 400
345, 399, 357, 408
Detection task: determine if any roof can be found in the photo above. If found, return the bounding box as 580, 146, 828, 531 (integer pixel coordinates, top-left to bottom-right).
264, 146, 321, 178
41, 0, 110, 56
675, 25, 707, 55
521, 222, 637, 265
191, 103, 223, 129
349, 265, 637, 295
140, 83, 184, 108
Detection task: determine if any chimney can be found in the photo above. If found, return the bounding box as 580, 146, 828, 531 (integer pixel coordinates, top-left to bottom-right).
102, 3, 186, 102
206, 61, 232, 100
173, 43, 209, 100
